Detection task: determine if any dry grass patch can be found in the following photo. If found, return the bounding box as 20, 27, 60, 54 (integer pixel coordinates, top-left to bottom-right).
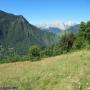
0, 50, 90, 90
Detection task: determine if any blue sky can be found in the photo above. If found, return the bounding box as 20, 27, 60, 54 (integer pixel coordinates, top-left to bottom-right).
0, 0, 90, 24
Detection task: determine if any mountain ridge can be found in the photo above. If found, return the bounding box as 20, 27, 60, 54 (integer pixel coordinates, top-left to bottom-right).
0, 10, 57, 54
37, 23, 80, 34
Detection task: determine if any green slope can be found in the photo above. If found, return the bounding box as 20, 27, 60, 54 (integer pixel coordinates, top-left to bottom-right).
0, 50, 90, 90
0, 10, 57, 54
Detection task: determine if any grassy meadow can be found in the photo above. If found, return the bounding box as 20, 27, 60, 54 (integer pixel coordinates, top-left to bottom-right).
0, 50, 90, 90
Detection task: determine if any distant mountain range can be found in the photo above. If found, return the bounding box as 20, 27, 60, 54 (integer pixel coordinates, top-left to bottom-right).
0, 10, 57, 54
66, 24, 80, 34
37, 21, 80, 34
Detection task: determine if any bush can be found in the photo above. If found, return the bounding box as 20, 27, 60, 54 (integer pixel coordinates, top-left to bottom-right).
59, 32, 75, 52
29, 46, 41, 61
85, 42, 90, 50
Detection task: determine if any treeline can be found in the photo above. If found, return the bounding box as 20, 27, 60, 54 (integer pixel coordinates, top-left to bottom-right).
74, 21, 90, 49
0, 21, 90, 63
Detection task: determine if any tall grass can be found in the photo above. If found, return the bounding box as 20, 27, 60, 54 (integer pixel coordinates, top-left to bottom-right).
0, 50, 90, 90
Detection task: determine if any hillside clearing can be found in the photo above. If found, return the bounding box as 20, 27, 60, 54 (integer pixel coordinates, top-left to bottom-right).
0, 50, 90, 90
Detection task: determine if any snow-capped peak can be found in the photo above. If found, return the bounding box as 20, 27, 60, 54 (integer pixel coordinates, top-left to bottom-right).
67, 21, 76, 27
51, 21, 66, 30
36, 24, 50, 29
36, 21, 76, 30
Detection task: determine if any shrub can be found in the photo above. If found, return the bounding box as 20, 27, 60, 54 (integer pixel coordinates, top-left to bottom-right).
29, 46, 41, 61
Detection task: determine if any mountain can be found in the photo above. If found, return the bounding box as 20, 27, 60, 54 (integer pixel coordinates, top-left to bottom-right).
0, 10, 57, 54
36, 21, 66, 33
66, 24, 80, 34
39, 27, 63, 33
51, 21, 66, 30
37, 21, 79, 34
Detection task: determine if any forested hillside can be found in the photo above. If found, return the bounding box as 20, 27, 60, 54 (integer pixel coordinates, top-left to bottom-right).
0, 10, 57, 54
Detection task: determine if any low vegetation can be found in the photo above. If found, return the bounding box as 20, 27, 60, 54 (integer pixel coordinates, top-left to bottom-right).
0, 50, 90, 90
